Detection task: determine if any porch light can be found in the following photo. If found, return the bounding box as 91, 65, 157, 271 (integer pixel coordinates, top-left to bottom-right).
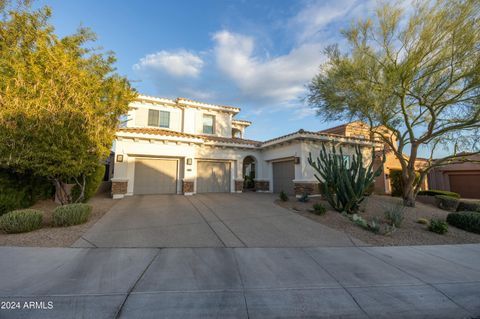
294, 157, 301, 164
116, 154, 124, 162
186, 158, 192, 165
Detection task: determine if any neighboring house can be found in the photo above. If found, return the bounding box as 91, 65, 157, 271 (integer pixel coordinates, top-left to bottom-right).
111, 95, 377, 198
320, 121, 429, 195
428, 154, 480, 199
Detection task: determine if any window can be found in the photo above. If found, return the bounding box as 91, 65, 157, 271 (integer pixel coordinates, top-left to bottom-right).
159, 111, 170, 128
335, 155, 351, 168
148, 109, 159, 126
203, 114, 215, 134
148, 109, 170, 128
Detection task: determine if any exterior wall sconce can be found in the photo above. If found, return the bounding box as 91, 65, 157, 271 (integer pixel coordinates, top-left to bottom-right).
186, 158, 193, 165
116, 154, 124, 163
294, 157, 301, 164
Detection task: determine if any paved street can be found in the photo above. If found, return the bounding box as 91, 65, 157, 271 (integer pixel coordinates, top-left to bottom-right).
1, 244, 480, 318
74, 193, 358, 248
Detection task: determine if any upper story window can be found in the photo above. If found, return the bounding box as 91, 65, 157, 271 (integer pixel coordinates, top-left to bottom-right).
203, 114, 215, 134
148, 109, 170, 128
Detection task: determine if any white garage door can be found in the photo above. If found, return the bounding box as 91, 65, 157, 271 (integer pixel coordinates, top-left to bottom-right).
273, 160, 295, 194
197, 161, 231, 193
134, 158, 178, 195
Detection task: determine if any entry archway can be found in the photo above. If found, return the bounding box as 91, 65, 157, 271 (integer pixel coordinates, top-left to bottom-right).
242, 155, 256, 190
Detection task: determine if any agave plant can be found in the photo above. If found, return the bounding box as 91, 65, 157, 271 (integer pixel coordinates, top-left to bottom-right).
308, 144, 384, 214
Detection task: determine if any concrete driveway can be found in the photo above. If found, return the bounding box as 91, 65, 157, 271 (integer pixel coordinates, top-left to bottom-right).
1, 245, 480, 318
74, 193, 358, 248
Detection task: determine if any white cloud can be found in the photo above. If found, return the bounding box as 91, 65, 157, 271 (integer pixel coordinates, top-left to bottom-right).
133, 50, 204, 78
212, 30, 324, 105
288, 0, 359, 44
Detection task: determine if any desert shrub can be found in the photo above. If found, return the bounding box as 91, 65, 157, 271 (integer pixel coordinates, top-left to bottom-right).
428, 219, 448, 234
312, 203, 326, 215
447, 212, 480, 234
435, 195, 460, 211
390, 170, 420, 197
417, 190, 460, 198
279, 191, 288, 202
53, 204, 92, 227
0, 209, 43, 233
367, 217, 381, 234
71, 165, 106, 202
457, 201, 480, 212
298, 193, 309, 203
384, 204, 405, 227
417, 218, 429, 225
0, 169, 54, 216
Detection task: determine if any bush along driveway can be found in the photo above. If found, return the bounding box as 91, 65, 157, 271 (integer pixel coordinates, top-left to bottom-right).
1, 244, 480, 318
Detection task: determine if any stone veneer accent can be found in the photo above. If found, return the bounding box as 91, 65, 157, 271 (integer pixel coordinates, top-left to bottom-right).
294, 182, 321, 196
111, 180, 128, 196
235, 179, 244, 192
254, 180, 270, 191
182, 180, 194, 194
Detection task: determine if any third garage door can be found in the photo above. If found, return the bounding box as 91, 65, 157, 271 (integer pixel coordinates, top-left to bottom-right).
449, 173, 480, 199
273, 160, 295, 194
197, 161, 231, 193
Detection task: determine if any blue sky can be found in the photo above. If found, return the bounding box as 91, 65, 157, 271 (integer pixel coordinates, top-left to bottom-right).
36, 0, 381, 141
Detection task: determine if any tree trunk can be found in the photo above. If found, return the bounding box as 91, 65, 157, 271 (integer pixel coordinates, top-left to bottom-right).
54, 179, 71, 205
402, 171, 417, 207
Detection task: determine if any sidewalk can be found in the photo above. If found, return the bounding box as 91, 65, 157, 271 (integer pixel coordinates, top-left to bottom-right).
0, 244, 479, 318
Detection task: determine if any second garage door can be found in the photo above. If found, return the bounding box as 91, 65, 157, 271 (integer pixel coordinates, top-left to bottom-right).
449, 173, 480, 199
273, 160, 295, 194
134, 158, 178, 195
197, 161, 231, 193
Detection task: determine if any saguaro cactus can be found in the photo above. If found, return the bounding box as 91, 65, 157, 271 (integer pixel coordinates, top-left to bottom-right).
308, 144, 384, 214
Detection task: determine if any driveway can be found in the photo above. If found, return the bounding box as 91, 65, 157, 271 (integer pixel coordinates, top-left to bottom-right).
1, 245, 480, 318
74, 193, 359, 248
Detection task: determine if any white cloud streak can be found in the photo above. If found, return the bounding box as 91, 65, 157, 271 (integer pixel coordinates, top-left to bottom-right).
133, 50, 204, 78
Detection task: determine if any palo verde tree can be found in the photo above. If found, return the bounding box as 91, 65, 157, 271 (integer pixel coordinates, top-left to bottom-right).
307, 0, 480, 206
0, 1, 137, 203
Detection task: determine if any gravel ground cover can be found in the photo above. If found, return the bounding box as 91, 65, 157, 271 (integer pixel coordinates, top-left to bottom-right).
276, 194, 480, 246
0, 193, 117, 247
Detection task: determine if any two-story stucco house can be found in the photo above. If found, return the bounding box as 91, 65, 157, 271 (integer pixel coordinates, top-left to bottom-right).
111, 95, 378, 199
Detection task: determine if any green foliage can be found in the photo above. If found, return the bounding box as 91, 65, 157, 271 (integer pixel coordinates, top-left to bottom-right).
298, 193, 310, 203
457, 201, 480, 212
308, 144, 384, 214
279, 191, 288, 202
350, 214, 381, 234
435, 195, 460, 211
0, 168, 54, 215
52, 203, 92, 227
71, 165, 105, 202
384, 204, 405, 227
0, 209, 43, 233
0, 2, 136, 202
307, 0, 480, 206
428, 219, 448, 234
389, 170, 421, 197
447, 212, 480, 234
312, 203, 326, 215
417, 218, 429, 225
244, 175, 254, 189
418, 190, 460, 199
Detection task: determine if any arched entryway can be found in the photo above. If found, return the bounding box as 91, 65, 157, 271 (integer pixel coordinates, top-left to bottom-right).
242, 155, 256, 190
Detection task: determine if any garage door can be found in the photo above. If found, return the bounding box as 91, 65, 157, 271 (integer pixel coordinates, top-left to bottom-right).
197, 161, 231, 193
449, 173, 480, 199
273, 160, 295, 194
134, 158, 178, 195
